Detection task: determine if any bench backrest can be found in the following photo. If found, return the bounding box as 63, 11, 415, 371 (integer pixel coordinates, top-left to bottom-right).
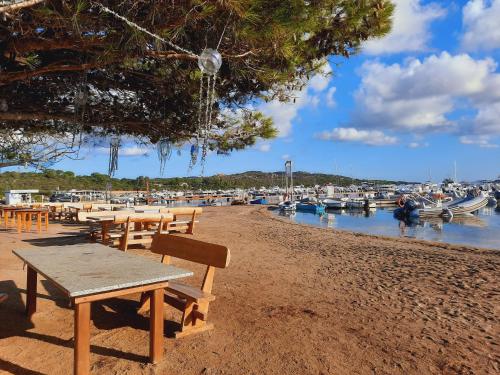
151, 234, 230, 269
114, 213, 173, 224
160, 207, 203, 216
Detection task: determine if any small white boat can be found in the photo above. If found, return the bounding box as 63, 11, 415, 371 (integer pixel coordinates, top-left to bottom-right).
346, 199, 365, 208
323, 198, 346, 209
346, 198, 377, 209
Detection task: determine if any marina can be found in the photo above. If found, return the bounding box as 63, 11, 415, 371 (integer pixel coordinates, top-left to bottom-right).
276, 206, 500, 250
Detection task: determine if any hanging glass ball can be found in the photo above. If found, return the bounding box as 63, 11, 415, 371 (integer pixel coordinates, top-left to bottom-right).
198, 48, 222, 75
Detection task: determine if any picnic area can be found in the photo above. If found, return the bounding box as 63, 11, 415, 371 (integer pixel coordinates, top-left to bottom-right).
1, 204, 498, 374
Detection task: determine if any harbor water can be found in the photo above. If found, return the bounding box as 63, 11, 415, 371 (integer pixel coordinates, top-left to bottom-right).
276, 206, 500, 250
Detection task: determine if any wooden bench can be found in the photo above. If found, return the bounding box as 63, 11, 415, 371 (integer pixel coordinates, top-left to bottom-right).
159, 207, 202, 234
139, 233, 230, 338
111, 214, 173, 251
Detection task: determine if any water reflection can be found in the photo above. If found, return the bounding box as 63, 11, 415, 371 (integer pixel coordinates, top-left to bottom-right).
276, 206, 500, 250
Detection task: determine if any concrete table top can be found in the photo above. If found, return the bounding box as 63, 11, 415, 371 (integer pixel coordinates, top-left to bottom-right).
13, 243, 192, 298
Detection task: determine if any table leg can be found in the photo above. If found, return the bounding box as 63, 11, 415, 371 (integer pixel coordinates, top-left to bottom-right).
27, 213, 33, 232
4, 210, 8, 228
101, 222, 109, 244
26, 266, 37, 318
74, 302, 91, 375
45, 211, 49, 230
149, 288, 164, 363
17, 212, 23, 233
37, 213, 42, 233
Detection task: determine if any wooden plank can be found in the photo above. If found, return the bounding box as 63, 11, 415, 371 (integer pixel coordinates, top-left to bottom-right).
26, 266, 37, 318
73, 282, 169, 304
167, 281, 215, 303
149, 288, 164, 363
151, 234, 230, 268
74, 302, 91, 375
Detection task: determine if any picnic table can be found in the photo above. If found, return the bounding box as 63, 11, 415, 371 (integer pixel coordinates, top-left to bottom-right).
15, 208, 50, 233
13, 243, 193, 375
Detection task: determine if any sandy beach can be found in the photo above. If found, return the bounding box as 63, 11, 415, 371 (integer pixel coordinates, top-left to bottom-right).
0, 206, 498, 375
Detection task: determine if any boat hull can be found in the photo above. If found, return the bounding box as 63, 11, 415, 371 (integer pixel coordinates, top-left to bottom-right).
296, 203, 325, 214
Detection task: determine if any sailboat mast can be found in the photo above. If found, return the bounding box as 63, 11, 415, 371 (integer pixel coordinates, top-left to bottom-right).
290, 161, 293, 201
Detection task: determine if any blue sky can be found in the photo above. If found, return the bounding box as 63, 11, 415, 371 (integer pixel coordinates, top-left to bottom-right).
24, 1, 500, 181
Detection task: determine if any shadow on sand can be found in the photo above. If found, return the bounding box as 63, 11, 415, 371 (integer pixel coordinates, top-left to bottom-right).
0, 279, 181, 375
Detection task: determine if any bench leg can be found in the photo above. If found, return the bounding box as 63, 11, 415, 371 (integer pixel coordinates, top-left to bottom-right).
137, 292, 151, 314
175, 301, 213, 338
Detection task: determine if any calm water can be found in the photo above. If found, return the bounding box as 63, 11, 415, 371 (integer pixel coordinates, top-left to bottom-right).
276, 206, 500, 250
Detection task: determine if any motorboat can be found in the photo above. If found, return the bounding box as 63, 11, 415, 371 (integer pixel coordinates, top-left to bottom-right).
296, 202, 325, 214
279, 200, 296, 212
323, 198, 346, 209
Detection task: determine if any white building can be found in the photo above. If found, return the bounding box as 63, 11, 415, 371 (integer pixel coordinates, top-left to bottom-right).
4, 189, 39, 205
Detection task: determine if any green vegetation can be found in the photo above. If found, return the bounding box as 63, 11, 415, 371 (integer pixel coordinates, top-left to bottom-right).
0, 0, 394, 169
0, 170, 406, 195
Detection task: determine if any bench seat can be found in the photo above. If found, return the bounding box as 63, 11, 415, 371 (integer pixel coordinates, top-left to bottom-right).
167, 281, 215, 303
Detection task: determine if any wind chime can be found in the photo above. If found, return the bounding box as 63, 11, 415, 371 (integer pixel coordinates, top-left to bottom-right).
191, 48, 223, 171
93, 3, 223, 176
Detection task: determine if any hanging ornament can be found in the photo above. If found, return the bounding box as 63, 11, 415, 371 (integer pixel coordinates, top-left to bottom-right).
108, 137, 120, 176
157, 139, 172, 175
198, 48, 222, 75
192, 48, 222, 171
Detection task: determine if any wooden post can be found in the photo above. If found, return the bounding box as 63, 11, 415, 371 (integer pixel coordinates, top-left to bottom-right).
149, 288, 164, 363
26, 266, 37, 318
37, 212, 42, 233
17, 212, 22, 233
74, 302, 91, 375
45, 211, 49, 231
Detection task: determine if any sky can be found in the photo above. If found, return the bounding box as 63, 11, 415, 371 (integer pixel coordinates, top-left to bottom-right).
23, 0, 500, 182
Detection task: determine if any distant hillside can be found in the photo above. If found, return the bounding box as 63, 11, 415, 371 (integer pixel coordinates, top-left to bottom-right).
0, 169, 409, 194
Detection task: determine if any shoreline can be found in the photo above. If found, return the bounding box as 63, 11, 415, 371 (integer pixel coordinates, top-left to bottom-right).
262, 205, 500, 254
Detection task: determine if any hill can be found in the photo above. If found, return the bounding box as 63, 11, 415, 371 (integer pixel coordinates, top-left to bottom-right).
0, 169, 408, 194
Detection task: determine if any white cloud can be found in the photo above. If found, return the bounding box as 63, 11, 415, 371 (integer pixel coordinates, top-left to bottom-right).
408, 141, 429, 148
363, 0, 446, 55
326, 87, 337, 108
352, 52, 500, 137
281, 154, 290, 160
462, 0, 500, 51
257, 143, 271, 152
309, 63, 332, 92
97, 145, 149, 156
259, 62, 333, 136
459, 135, 499, 148
316, 127, 398, 146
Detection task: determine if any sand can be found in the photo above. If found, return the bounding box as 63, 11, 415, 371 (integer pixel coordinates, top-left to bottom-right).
0, 206, 498, 375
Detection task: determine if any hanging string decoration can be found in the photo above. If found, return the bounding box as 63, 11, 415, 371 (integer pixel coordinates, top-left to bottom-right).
157, 139, 173, 175
92, 4, 223, 173
193, 48, 222, 171
108, 137, 120, 176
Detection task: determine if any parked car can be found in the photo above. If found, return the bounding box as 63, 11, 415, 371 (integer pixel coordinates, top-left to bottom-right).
49, 194, 80, 202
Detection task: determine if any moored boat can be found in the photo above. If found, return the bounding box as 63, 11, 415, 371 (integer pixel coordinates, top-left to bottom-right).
296, 202, 325, 214
279, 200, 296, 212
323, 198, 346, 209
250, 198, 268, 204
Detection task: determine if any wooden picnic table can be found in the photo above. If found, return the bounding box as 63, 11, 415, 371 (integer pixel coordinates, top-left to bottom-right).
13, 243, 193, 375
1, 206, 29, 228
15, 208, 50, 233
